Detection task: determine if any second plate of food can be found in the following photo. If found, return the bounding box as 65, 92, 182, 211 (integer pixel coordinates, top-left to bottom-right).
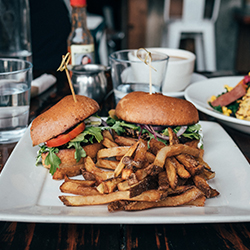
184, 76, 250, 134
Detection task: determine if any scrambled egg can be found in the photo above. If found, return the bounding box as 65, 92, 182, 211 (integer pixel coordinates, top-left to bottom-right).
236, 88, 250, 120
222, 106, 232, 116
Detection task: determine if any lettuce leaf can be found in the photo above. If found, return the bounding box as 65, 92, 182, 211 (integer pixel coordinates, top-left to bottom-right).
37, 125, 104, 176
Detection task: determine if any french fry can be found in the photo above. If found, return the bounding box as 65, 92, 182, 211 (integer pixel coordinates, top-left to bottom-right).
157, 171, 169, 191
59, 189, 162, 206
97, 146, 130, 159
146, 152, 155, 163
133, 139, 148, 164
96, 177, 123, 194
149, 138, 165, 155
114, 141, 140, 177
186, 195, 206, 206
135, 168, 148, 181
117, 180, 130, 191
129, 176, 158, 198
95, 159, 119, 170
60, 181, 100, 196
176, 154, 203, 176
102, 137, 118, 148
153, 144, 201, 169
64, 176, 96, 186
193, 175, 211, 198
119, 186, 203, 211
81, 170, 96, 181
84, 156, 114, 182
168, 127, 179, 145
121, 168, 134, 180
165, 157, 178, 190
102, 130, 114, 142
114, 134, 137, 146
172, 157, 191, 179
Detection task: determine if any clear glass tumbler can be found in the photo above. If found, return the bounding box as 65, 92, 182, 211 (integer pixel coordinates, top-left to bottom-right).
0, 58, 33, 144
109, 49, 169, 104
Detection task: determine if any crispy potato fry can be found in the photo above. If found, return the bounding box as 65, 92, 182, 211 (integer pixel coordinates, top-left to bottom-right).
114, 134, 137, 146
158, 171, 169, 191
81, 170, 96, 181
149, 138, 165, 155
64, 176, 96, 186
102, 130, 114, 142
118, 186, 203, 211
186, 195, 206, 206
121, 168, 134, 180
102, 137, 118, 148
59, 189, 162, 206
129, 176, 158, 198
176, 154, 203, 176
114, 141, 140, 177
193, 175, 211, 198
168, 127, 179, 145
84, 156, 114, 183
96, 177, 123, 194
209, 187, 220, 198
97, 146, 130, 159
165, 157, 178, 190
95, 159, 119, 170
154, 144, 202, 169
60, 182, 100, 196
172, 157, 191, 179
135, 168, 148, 181
117, 180, 130, 191
133, 139, 148, 164
146, 152, 155, 163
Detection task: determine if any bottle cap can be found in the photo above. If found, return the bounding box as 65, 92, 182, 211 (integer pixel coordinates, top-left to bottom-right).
70, 0, 86, 7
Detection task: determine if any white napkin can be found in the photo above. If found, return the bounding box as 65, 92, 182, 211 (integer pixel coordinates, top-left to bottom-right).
31, 74, 56, 97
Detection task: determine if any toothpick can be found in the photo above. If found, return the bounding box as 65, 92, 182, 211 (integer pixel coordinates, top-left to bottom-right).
57, 52, 77, 102
137, 48, 156, 95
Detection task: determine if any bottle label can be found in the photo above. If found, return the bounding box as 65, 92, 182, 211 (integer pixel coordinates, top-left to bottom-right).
70, 44, 95, 65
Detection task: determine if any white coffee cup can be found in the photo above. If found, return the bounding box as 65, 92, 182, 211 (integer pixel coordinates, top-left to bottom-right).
148, 48, 196, 93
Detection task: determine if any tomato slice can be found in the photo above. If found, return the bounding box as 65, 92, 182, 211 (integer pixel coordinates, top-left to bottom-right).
46, 122, 85, 147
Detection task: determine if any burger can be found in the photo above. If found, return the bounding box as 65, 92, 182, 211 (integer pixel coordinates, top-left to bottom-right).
106, 91, 202, 146
30, 95, 104, 178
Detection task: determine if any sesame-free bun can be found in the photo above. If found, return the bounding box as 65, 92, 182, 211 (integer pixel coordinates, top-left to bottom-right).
30, 95, 99, 146
115, 91, 199, 126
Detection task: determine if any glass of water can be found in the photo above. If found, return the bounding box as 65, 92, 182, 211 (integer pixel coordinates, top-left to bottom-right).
109, 49, 169, 104
0, 58, 33, 144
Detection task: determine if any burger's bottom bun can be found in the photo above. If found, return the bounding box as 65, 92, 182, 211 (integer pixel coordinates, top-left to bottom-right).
41, 143, 103, 180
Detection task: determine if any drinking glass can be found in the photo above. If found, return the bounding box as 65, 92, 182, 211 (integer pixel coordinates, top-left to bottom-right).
0, 58, 33, 144
0, 0, 32, 62
109, 49, 169, 104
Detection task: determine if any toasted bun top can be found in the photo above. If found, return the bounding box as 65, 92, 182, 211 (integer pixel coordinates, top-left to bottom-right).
115, 91, 199, 126
30, 95, 99, 146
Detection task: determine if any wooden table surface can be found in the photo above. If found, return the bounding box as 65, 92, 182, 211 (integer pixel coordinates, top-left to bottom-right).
1, 71, 250, 250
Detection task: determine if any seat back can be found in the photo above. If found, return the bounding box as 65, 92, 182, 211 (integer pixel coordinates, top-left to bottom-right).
182, 0, 205, 21
163, 0, 221, 23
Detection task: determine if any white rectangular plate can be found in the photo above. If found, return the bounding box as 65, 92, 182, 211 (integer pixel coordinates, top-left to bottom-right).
0, 121, 250, 224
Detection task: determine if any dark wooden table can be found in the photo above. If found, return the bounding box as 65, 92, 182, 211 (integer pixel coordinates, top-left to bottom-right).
1, 71, 250, 250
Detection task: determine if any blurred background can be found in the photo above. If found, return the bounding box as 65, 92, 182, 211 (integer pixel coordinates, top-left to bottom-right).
10, 0, 248, 74
85, 0, 249, 74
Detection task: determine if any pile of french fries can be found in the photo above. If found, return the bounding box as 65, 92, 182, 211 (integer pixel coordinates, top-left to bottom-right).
59, 128, 219, 212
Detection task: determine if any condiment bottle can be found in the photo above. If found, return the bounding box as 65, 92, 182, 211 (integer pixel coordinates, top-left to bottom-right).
67, 0, 95, 65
